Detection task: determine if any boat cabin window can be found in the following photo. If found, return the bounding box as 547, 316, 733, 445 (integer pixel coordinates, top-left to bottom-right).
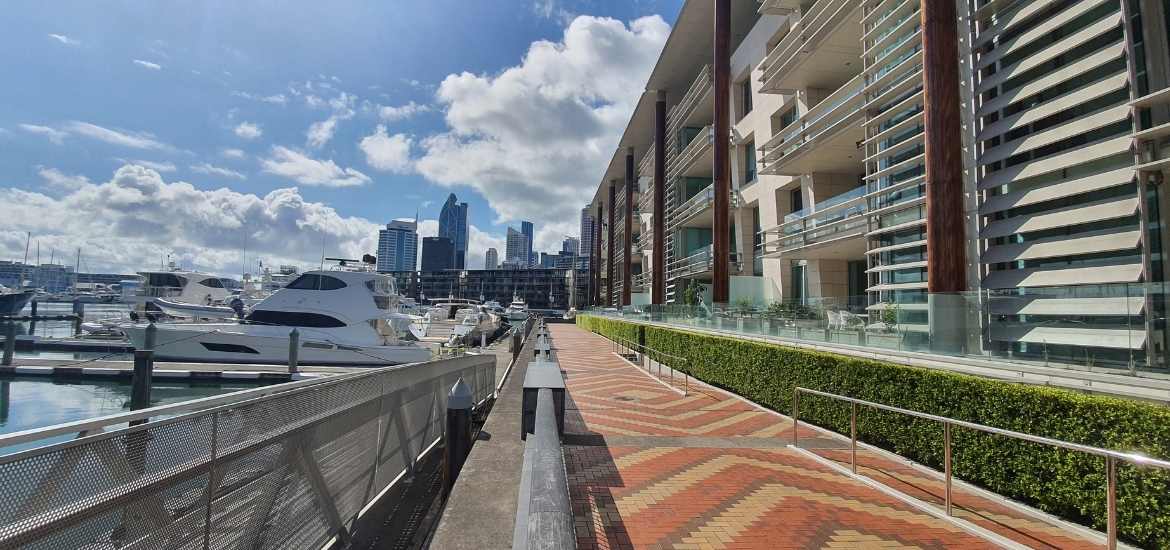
146, 273, 184, 288
286, 274, 347, 290
245, 309, 347, 327
198, 277, 225, 289
364, 279, 393, 294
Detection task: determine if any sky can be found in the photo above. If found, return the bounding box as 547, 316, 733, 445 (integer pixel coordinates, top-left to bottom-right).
0, 0, 682, 277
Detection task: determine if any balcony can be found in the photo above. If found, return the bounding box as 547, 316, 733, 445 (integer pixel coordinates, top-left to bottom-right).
759, 73, 865, 176
667, 65, 713, 141
758, 0, 800, 16
666, 125, 713, 180
666, 245, 743, 281
760, 185, 867, 259
638, 144, 656, 179
758, 0, 863, 94
667, 184, 741, 232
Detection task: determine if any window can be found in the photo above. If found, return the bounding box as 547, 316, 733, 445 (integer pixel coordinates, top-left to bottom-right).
146, 273, 184, 288
740, 80, 753, 117
744, 141, 757, 184
201, 342, 259, 354
245, 309, 347, 327
790, 188, 804, 213
286, 273, 347, 290
198, 277, 225, 289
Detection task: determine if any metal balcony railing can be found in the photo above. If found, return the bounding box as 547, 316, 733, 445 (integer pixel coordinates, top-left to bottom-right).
667, 65, 713, 139
666, 245, 742, 280
638, 144, 656, 178
760, 74, 865, 174
666, 184, 740, 231
666, 126, 713, 180
759, 0, 855, 93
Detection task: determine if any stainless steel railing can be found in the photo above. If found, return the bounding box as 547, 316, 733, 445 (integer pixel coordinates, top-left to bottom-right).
609, 336, 690, 396
0, 354, 497, 549
792, 387, 1170, 549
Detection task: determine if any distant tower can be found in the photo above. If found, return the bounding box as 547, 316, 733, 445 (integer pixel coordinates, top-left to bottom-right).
485, 248, 499, 270
421, 236, 455, 271
438, 193, 469, 269
376, 219, 418, 272
578, 208, 594, 267
506, 227, 530, 267
521, 221, 534, 267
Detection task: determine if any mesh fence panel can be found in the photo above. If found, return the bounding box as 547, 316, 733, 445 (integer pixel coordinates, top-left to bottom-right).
0, 354, 495, 549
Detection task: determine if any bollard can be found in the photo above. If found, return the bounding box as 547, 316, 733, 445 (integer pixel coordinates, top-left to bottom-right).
29, 300, 37, 317
2, 322, 14, 366
445, 377, 474, 498
72, 301, 84, 336
481, 331, 486, 349
129, 349, 154, 428
288, 328, 300, 374
143, 322, 157, 352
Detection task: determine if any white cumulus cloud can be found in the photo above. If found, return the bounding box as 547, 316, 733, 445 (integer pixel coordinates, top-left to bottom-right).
0, 164, 381, 275
116, 159, 176, 173
37, 166, 91, 189
414, 15, 668, 245
132, 59, 162, 70
306, 117, 339, 148
260, 146, 371, 187
378, 101, 430, 121
359, 125, 413, 173
234, 122, 263, 140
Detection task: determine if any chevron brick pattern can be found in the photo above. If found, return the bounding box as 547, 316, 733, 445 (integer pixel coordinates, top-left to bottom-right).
552, 324, 1100, 549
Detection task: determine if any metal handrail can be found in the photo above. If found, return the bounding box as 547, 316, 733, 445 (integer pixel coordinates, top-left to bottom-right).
609, 335, 689, 395
792, 386, 1170, 549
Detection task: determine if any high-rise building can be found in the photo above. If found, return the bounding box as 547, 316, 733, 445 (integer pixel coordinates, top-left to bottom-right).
586, 0, 1170, 370
506, 227, 530, 266
579, 208, 595, 261
421, 236, 455, 271
540, 252, 555, 268
484, 248, 499, 270
562, 237, 579, 255
376, 219, 418, 273
521, 221, 534, 267
438, 193, 469, 269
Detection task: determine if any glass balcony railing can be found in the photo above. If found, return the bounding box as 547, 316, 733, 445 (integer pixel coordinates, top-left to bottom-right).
588, 282, 1170, 375
666, 244, 742, 280
667, 183, 740, 231
760, 0, 855, 92
666, 65, 712, 138
774, 186, 867, 252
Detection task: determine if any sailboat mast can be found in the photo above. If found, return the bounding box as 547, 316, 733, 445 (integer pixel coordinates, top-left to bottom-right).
21, 232, 30, 288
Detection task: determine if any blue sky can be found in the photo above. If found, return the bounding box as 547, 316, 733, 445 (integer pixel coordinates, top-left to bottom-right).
0, 0, 681, 275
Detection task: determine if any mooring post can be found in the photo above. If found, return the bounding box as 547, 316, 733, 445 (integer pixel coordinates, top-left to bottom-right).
29, 300, 37, 317
144, 322, 157, 352
2, 322, 15, 366
288, 328, 300, 374
129, 349, 154, 425
72, 301, 84, 336
481, 331, 486, 349
445, 377, 473, 498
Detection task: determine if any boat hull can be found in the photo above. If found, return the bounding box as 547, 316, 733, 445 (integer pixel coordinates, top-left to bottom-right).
124, 325, 433, 366
0, 291, 35, 316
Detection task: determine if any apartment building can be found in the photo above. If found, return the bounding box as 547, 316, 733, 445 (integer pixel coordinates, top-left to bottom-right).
588, 0, 1170, 370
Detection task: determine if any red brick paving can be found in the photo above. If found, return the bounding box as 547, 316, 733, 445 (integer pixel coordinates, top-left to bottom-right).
553, 324, 1100, 549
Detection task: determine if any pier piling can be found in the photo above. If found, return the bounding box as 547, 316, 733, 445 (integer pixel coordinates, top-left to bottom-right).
445, 377, 473, 498
2, 322, 14, 366
143, 322, 157, 351
129, 349, 154, 427
71, 301, 84, 336
288, 328, 300, 373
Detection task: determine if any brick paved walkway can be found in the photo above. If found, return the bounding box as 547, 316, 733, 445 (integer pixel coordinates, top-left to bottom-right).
552, 324, 1101, 549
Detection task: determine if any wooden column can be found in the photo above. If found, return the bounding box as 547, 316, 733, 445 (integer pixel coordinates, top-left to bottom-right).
922, 0, 966, 293
711, 0, 731, 304
623, 148, 634, 306
607, 182, 617, 306
653, 91, 667, 304
594, 204, 603, 305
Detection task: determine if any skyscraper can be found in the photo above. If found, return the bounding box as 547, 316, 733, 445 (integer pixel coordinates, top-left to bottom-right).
578, 208, 594, 265
484, 248, 498, 270
520, 221, 534, 267
376, 219, 418, 272
421, 237, 456, 271
562, 237, 579, 255
506, 227, 530, 266
438, 193, 468, 269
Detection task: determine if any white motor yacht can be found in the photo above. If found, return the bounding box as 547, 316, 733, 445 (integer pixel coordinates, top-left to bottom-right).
504, 295, 528, 322
127, 264, 232, 318
124, 269, 432, 366
451, 305, 501, 344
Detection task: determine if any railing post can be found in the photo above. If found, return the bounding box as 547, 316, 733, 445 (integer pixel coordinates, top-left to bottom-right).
792, 389, 800, 447
944, 421, 952, 516
288, 328, 300, 374
850, 402, 857, 474
130, 349, 154, 427
445, 377, 474, 498
1107, 456, 1117, 550
2, 322, 14, 366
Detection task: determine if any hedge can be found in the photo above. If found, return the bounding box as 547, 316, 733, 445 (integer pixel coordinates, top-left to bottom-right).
577, 315, 1170, 548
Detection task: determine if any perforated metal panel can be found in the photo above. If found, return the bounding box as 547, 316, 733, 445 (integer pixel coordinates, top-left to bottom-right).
0, 354, 495, 549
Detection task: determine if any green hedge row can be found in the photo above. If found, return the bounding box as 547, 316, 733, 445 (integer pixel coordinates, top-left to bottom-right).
577, 315, 1170, 548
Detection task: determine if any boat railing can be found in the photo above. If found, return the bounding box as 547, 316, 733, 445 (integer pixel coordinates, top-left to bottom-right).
0, 353, 497, 548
